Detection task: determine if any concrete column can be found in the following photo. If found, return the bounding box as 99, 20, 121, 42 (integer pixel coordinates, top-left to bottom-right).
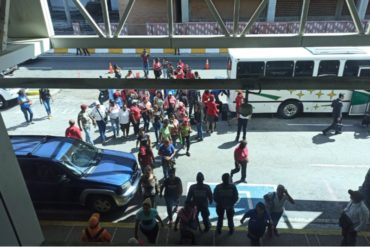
181, 0, 189, 22
266, 0, 277, 22
63, 0, 72, 27
357, 0, 369, 20
335, 0, 344, 19
0, 0, 10, 51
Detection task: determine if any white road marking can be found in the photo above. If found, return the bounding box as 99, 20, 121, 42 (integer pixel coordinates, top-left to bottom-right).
310, 164, 369, 168
287, 123, 354, 127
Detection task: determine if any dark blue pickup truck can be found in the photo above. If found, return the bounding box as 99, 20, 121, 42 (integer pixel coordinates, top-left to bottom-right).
10, 135, 141, 213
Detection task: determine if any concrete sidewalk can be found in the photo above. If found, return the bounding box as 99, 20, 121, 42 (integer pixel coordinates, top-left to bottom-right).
41, 221, 370, 246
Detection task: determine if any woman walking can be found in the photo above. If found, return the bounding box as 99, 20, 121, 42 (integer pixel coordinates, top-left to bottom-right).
17, 89, 34, 124
39, 88, 52, 119
108, 100, 120, 138
140, 166, 159, 208
118, 104, 130, 138
179, 117, 192, 156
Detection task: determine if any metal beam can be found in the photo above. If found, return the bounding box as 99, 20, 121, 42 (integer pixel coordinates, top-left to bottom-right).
1, 77, 370, 90
240, 0, 268, 36
204, 0, 230, 36
100, 0, 111, 37
50, 33, 370, 49
71, 0, 106, 38
168, 0, 174, 37
233, 0, 240, 36
63, 0, 72, 27
299, 0, 310, 36
114, 0, 135, 37
345, 0, 365, 34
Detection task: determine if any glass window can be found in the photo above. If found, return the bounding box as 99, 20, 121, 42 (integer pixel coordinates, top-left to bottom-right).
294, 61, 314, 77
237, 62, 265, 78
266, 61, 294, 77
318, 60, 340, 76
343, 60, 370, 77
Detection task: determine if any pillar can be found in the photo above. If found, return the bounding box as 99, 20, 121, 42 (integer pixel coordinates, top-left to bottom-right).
266, 0, 277, 22
357, 0, 369, 20
0, 0, 10, 51
181, 0, 189, 22
63, 0, 72, 27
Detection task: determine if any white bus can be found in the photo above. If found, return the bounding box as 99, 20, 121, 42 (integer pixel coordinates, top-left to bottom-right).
226, 47, 370, 118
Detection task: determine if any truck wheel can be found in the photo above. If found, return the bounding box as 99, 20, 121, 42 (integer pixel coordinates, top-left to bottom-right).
0, 96, 8, 109
278, 100, 301, 119
88, 195, 116, 213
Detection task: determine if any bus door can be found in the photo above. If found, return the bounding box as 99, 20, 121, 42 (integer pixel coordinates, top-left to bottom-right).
348, 67, 370, 115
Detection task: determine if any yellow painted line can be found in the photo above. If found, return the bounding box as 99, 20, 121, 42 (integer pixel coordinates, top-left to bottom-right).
219, 48, 228, 53
40, 220, 370, 237
25, 90, 40, 96
191, 48, 206, 54
136, 48, 150, 54
87, 48, 95, 54
54, 48, 68, 54
108, 48, 123, 54
164, 48, 175, 54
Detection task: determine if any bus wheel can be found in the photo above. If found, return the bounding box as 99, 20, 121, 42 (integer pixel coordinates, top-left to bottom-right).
278, 100, 301, 119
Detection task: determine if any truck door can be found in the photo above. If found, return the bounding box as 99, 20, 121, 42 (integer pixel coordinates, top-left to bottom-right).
348, 67, 370, 115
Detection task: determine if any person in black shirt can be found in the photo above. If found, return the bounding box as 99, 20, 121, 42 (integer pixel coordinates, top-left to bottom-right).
187, 172, 213, 232
322, 93, 344, 135
214, 173, 239, 235
160, 168, 183, 224
39, 88, 52, 119
194, 102, 204, 141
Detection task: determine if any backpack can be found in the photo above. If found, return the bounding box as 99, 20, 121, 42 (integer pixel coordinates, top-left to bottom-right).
239, 103, 253, 117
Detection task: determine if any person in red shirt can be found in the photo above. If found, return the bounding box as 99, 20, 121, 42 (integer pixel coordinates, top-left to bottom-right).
206, 95, 219, 133
138, 145, 155, 172
231, 140, 249, 183
175, 66, 185, 79
185, 67, 195, 79
202, 90, 211, 122
153, 57, 162, 79
130, 102, 141, 135
177, 59, 185, 70
65, 119, 82, 140
235, 91, 244, 115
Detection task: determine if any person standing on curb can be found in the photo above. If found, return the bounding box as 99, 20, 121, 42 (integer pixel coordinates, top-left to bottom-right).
80, 213, 112, 243
322, 93, 344, 135
90, 101, 108, 144
263, 184, 295, 237
65, 119, 82, 140
339, 189, 369, 246
39, 88, 52, 119
141, 49, 150, 79
187, 172, 213, 232
230, 140, 249, 183
17, 89, 34, 125
214, 173, 239, 235
134, 198, 164, 244
240, 202, 272, 246
77, 104, 94, 145
160, 168, 183, 224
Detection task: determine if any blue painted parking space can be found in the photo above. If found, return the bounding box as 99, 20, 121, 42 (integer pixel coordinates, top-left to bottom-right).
187, 183, 276, 221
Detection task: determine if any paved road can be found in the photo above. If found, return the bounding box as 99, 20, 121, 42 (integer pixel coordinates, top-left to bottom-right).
2, 88, 370, 231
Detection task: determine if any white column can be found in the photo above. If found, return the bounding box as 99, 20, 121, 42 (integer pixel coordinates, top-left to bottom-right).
357, 0, 369, 20
266, 0, 277, 22
0, 0, 10, 51
181, 0, 189, 22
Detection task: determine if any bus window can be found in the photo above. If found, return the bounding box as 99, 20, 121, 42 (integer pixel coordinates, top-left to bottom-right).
266, 61, 294, 77
237, 62, 264, 78
318, 60, 339, 76
343, 60, 370, 77
294, 61, 314, 77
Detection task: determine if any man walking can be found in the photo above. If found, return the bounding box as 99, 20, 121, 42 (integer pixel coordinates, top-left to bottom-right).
187, 172, 213, 232
323, 93, 344, 135
141, 49, 150, 79
235, 99, 252, 142
77, 104, 94, 145
90, 101, 108, 144
339, 189, 369, 246
160, 168, 183, 224
39, 88, 52, 119
158, 139, 175, 179
214, 173, 239, 235
230, 140, 249, 183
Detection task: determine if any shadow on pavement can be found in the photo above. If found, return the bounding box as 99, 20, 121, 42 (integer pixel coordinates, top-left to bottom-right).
6, 116, 48, 131
311, 133, 336, 144
218, 140, 238, 149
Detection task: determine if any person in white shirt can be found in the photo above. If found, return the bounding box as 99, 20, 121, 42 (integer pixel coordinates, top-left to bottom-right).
90, 101, 107, 144
263, 184, 295, 237
340, 189, 370, 246
108, 100, 120, 138
119, 105, 131, 138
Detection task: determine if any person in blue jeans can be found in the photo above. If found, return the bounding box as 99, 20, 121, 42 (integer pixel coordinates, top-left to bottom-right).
160, 168, 183, 224
240, 202, 272, 246
158, 140, 175, 179
194, 102, 204, 141
39, 88, 52, 119
17, 89, 34, 124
